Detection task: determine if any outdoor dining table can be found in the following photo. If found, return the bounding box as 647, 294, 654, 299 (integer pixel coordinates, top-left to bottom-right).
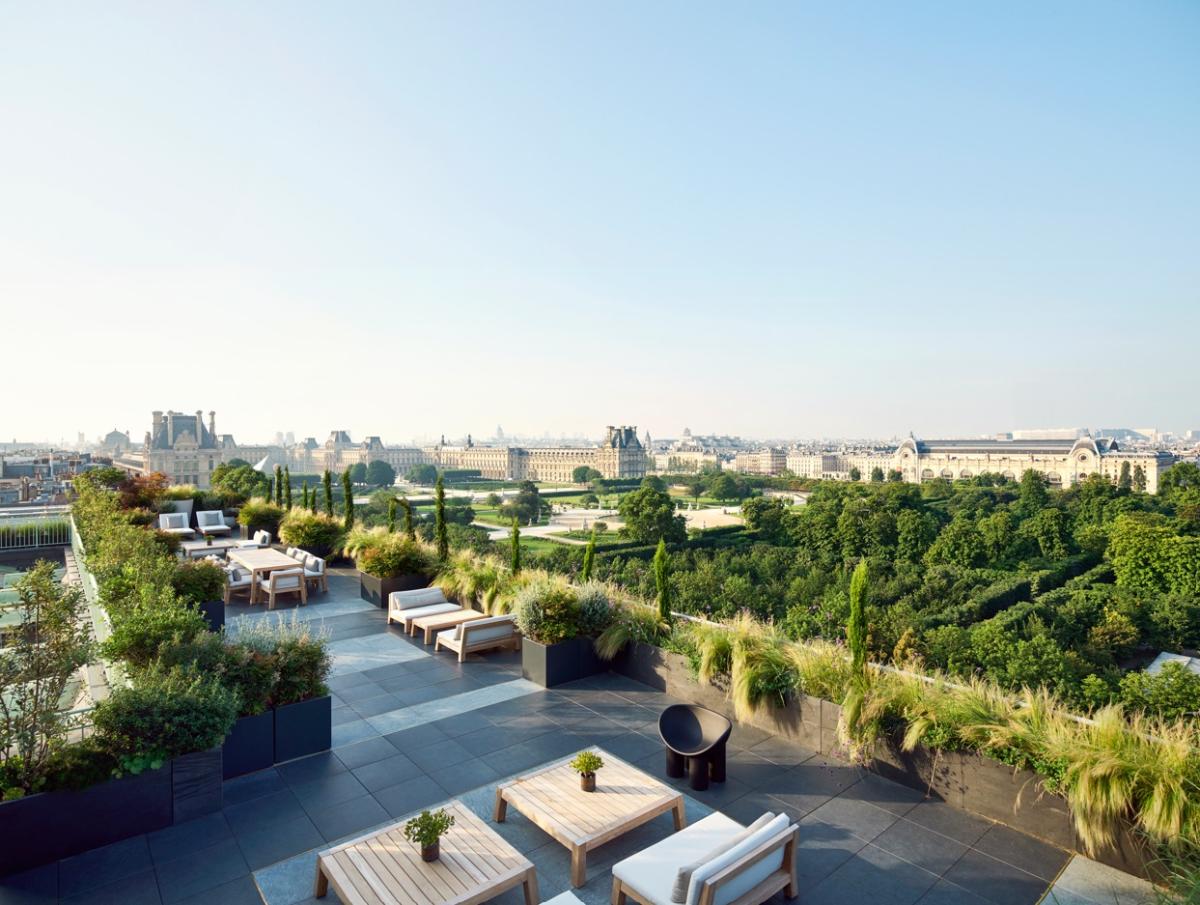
227, 547, 306, 604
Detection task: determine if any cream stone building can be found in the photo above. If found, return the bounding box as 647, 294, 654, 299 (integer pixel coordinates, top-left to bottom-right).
140, 410, 222, 488
422, 426, 647, 481
733, 448, 787, 476
893, 436, 1173, 492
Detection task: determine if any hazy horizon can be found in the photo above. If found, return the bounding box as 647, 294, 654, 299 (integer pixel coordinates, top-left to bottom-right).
3, 3, 1197, 442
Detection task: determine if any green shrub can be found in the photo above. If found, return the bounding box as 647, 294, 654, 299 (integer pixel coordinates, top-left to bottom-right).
237, 500, 285, 537
347, 528, 434, 578
279, 509, 344, 557
101, 602, 209, 668
171, 560, 226, 605
513, 578, 580, 644
221, 642, 278, 716
1119, 662, 1200, 721
237, 619, 332, 707
576, 582, 615, 636
92, 667, 238, 774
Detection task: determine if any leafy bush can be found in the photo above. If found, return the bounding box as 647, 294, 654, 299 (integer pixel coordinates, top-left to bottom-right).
237, 619, 331, 707
575, 582, 615, 636
101, 602, 209, 668
220, 642, 277, 716
513, 578, 580, 644
171, 560, 226, 604
92, 667, 238, 774
347, 528, 434, 578
236, 500, 285, 537
279, 510, 344, 557
1119, 662, 1200, 721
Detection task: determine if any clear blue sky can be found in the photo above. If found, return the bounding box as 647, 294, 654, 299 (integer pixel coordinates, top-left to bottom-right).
2, 2, 1197, 444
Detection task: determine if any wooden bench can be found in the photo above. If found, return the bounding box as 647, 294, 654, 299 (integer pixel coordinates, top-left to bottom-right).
411, 608, 488, 645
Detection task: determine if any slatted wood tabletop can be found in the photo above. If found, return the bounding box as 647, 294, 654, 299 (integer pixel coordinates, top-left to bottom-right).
410, 609, 487, 644
315, 800, 538, 905
494, 748, 685, 887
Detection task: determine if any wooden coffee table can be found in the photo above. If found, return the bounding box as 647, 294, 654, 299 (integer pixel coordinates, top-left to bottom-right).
180, 538, 239, 558
494, 748, 685, 887
228, 548, 305, 604
411, 609, 487, 644
315, 799, 538, 905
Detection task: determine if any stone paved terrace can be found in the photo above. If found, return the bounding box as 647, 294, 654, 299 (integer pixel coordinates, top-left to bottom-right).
0, 568, 1156, 905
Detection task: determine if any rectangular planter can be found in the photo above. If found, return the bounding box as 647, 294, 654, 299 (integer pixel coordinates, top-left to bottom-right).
223, 711, 275, 779
358, 571, 429, 607
197, 598, 224, 633
274, 695, 332, 763
0, 766, 173, 875
172, 747, 223, 823
521, 636, 601, 687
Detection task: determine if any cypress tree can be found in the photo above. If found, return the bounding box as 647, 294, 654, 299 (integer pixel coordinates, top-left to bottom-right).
400, 498, 415, 540
1133, 465, 1147, 493
653, 538, 671, 623
269, 474, 276, 503
284, 466, 293, 509
510, 517, 521, 574
302, 480, 309, 509
342, 468, 354, 530
848, 560, 869, 680
310, 487, 317, 513
580, 527, 596, 582
1118, 461, 1132, 492
387, 497, 397, 533
323, 470, 334, 517
274, 465, 283, 505
435, 474, 448, 561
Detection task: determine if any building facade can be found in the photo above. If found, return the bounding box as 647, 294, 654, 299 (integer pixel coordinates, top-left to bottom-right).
893, 436, 1173, 493
142, 411, 222, 488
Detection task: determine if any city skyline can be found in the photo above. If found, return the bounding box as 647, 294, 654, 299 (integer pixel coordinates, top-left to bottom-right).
3, 3, 1198, 439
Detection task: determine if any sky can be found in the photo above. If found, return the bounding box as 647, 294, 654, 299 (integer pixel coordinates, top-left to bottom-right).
1, 1, 1197, 446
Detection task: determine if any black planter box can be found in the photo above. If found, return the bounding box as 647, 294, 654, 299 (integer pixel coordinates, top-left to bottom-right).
172, 747, 223, 823
223, 711, 275, 779
0, 766, 172, 875
359, 571, 430, 607
197, 598, 224, 633
274, 695, 332, 763
522, 636, 601, 687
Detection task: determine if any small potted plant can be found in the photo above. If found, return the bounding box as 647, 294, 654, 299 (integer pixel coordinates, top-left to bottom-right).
204, 533, 215, 546
404, 808, 455, 862
570, 751, 604, 792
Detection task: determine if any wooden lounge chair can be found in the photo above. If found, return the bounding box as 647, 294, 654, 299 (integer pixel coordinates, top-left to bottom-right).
611, 811, 797, 905
223, 565, 253, 605
303, 555, 328, 593
256, 568, 307, 609
434, 615, 519, 662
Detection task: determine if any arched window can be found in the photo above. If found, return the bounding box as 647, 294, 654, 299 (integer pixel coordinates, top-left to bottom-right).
960, 470, 972, 479
940, 469, 954, 479
1047, 472, 1062, 484
921, 469, 935, 480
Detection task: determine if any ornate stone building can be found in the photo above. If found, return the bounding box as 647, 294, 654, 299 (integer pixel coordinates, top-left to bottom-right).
893, 435, 1173, 493
142, 410, 222, 488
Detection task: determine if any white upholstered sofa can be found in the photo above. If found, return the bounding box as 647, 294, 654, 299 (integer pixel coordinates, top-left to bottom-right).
387, 586, 460, 630
612, 811, 797, 905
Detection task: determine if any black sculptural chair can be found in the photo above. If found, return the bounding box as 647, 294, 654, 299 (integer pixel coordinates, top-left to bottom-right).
658, 704, 733, 791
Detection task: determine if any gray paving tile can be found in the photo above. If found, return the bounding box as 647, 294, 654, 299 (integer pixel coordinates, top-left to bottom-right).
234, 815, 325, 870
351, 752, 424, 792
427, 710, 495, 737
406, 737, 475, 772
332, 717, 378, 748
349, 692, 406, 718
58, 835, 152, 898
807, 794, 899, 843
904, 800, 993, 847
429, 757, 502, 796
154, 837, 249, 904
840, 772, 924, 816
942, 848, 1049, 905
808, 842, 939, 905
794, 814, 870, 885
0, 861, 59, 905
333, 680, 387, 703
383, 722, 449, 753
276, 752, 348, 787
293, 771, 370, 812
335, 735, 403, 771
146, 812, 233, 864
873, 817, 969, 875
308, 792, 392, 842
973, 824, 1070, 882
170, 874, 263, 905
915, 878, 996, 905
373, 775, 447, 818
747, 735, 817, 766
223, 788, 307, 837
60, 867, 161, 905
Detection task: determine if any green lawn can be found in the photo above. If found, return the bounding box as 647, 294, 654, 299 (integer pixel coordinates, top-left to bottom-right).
559, 530, 624, 542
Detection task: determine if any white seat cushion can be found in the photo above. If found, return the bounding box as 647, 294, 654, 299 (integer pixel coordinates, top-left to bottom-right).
463, 617, 515, 643
614, 812, 744, 905
436, 627, 460, 646
389, 587, 447, 611
400, 602, 460, 624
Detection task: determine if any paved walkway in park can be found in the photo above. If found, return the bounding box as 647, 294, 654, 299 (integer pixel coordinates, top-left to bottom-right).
0, 568, 1156, 905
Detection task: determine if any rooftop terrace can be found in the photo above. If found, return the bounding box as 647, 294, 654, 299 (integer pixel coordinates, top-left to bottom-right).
0, 566, 1156, 905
